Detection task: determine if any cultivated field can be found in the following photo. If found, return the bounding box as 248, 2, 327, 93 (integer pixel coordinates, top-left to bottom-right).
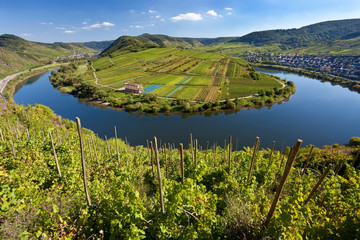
83, 48, 282, 101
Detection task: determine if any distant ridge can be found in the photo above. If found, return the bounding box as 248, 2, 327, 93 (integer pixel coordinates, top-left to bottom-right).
80, 40, 114, 51
229, 18, 360, 48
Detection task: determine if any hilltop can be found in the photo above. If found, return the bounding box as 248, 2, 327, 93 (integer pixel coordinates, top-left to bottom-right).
0, 34, 95, 78
101, 34, 203, 56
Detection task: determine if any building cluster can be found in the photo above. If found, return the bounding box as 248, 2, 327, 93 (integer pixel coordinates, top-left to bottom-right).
56, 52, 89, 61
246, 53, 360, 80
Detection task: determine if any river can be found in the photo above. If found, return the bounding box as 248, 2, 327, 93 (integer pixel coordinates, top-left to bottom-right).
14, 69, 360, 149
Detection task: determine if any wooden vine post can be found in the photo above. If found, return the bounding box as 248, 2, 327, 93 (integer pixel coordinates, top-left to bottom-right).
205, 141, 209, 162
105, 135, 111, 157
76, 117, 92, 207
87, 138, 93, 160
50, 132, 62, 178
10, 140, 16, 159
0, 128, 4, 142
153, 137, 165, 214
223, 139, 226, 164
304, 163, 333, 205
180, 143, 184, 184
302, 145, 314, 174
194, 139, 198, 168
269, 141, 276, 164
247, 137, 260, 182
150, 141, 155, 177
264, 139, 302, 227
190, 133, 194, 166
90, 133, 99, 167
228, 136, 232, 172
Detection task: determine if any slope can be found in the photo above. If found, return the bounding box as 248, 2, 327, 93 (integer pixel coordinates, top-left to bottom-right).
101, 34, 203, 56
0, 34, 95, 78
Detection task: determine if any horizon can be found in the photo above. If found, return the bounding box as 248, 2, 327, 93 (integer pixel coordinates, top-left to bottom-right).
1, 0, 360, 43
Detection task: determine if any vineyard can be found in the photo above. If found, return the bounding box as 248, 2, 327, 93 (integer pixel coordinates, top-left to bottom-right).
1, 103, 359, 239
81, 48, 282, 101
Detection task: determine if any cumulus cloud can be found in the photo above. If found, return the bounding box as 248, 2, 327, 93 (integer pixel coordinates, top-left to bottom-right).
171, 13, 203, 21
40, 22, 53, 25
81, 22, 115, 30
149, 9, 156, 14
64, 30, 76, 34
225, 7, 233, 11
207, 10, 218, 17
130, 23, 155, 29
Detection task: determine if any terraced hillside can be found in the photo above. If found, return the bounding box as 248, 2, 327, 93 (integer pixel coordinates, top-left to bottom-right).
82, 48, 282, 102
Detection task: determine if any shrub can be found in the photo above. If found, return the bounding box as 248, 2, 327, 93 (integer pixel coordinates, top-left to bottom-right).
349, 137, 360, 147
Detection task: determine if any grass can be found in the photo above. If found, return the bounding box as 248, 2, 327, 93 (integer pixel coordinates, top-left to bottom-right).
82, 47, 282, 102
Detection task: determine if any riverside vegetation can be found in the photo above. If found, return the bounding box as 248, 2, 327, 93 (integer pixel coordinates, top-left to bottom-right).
0, 102, 360, 239
49, 48, 295, 113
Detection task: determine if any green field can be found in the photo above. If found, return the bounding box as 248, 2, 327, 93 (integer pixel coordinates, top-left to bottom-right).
83, 47, 282, 102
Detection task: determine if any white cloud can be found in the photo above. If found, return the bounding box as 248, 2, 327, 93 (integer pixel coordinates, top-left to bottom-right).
81, 22, 115, 30
227, 12, 232, 15
155, 15, 161, 19
135, 25, 143, 28
102, 22, 115, 27
40, 22, 53, 25
225, 7, 233, 11
21, 33, 32, 37
149, 10, 156, 14
207, 10, 218, 17
171, 13, 203, 21
64, 30, 76, 34
82, 21, 87, 25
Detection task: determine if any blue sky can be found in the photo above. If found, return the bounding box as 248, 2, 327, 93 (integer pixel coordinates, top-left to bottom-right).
1, 0, 359, 43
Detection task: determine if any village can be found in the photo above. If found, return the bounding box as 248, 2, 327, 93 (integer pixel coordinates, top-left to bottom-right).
245, 53, 360, 81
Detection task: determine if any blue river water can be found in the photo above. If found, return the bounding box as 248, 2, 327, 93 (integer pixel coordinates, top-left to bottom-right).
14, 68, 360, 149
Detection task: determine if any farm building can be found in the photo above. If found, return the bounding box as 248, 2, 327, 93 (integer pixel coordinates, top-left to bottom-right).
124, 83, 144, 94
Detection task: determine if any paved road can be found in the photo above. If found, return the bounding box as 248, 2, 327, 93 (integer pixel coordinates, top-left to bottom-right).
0, 70, 29, 100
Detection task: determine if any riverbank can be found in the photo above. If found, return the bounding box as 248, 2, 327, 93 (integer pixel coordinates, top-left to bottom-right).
0, 63, 63, 102
252, 63, 360, 94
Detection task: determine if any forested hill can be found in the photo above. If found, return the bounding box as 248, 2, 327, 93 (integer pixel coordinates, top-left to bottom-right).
80, 40, 114, 51
101, 34, 203, 56
229, 18, 360, 47
0, 34, 94, 78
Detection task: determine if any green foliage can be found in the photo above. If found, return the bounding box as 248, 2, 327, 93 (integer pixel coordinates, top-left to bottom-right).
349, 137, 360, 147
2, 104, 358, 238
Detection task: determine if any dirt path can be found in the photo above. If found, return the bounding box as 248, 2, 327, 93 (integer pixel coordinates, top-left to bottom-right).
90, 64, 117, 90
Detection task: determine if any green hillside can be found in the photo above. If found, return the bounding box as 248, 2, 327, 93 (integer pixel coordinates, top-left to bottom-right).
229, 19, 360, 47
0, 102, 359, 239
101, 34, 203, 56
0, 34, 95, 78
195, 19, 360, 56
